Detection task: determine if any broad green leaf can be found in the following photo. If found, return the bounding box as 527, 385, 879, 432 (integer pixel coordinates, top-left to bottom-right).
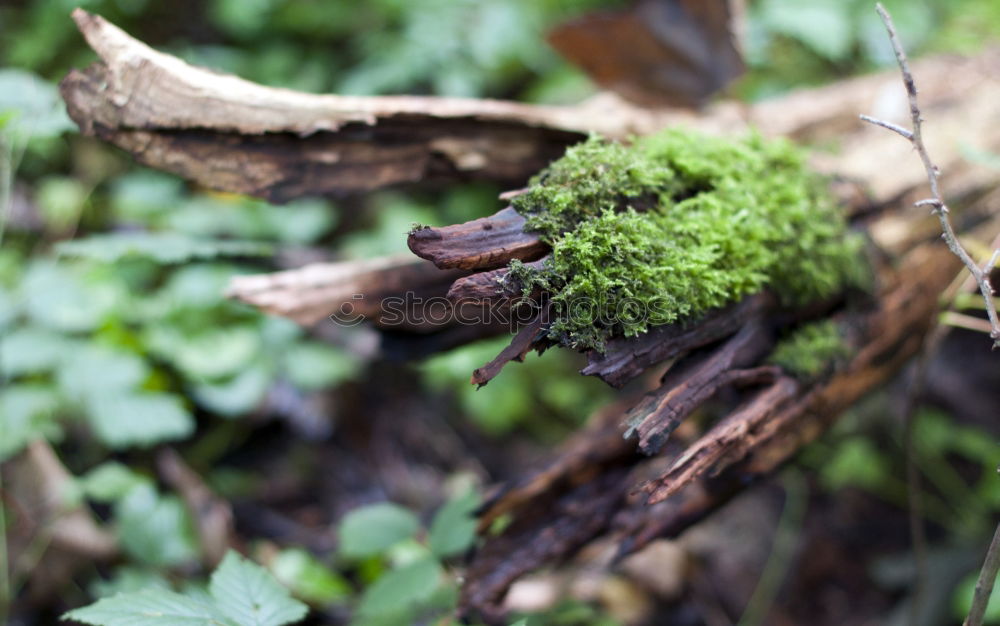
86, 392, 195, 449
63, 588, 235, 626
0, 384, 60, 461
0, 326, 74, 376
0, 69, 74, 141
283, 342, 358, 391
56, 232, 272, 264
80, 462, 148, 503
159, 264, 239, 310
209, 552, 309, 626
355, 557, 444, 620
271, 548, 351, 605
116, 483, 198, 567
56, 345, 149, 402
21, 262, 123, 331
338, 502, 420, 559
429, 489, 480, 558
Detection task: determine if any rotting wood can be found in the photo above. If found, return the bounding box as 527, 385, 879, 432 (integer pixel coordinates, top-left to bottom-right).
59, 10, 1000, 201
58, 13, 1000, 622
408, 207, 548, 271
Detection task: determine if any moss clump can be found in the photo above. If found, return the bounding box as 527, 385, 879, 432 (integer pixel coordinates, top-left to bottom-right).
508, 129, 868, 351
769, 320, 852, 379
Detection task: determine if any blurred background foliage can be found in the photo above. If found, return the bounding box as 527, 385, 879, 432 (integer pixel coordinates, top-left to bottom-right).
1, 0, 1000, 624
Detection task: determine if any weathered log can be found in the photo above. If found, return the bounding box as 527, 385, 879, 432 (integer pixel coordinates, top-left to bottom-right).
60, 11, 1000, 202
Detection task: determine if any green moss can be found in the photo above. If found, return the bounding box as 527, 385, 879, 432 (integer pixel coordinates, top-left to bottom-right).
769, 320, 852, 379
508, 129, 869, 351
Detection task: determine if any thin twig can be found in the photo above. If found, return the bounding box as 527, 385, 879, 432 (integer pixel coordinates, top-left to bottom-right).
861, 3, 1000, 348
965, 519, 1000, 626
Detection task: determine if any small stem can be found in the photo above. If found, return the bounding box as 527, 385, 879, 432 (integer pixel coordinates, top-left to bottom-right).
861, 3, 1000, 348
964, 520, 1000, 626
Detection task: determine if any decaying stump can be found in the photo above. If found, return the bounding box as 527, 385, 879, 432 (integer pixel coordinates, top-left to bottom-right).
59, 10, 1000, 623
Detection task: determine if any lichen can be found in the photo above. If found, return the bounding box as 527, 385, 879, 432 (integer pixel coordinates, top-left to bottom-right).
769, 320, 852, 379
508, 129, 869, 351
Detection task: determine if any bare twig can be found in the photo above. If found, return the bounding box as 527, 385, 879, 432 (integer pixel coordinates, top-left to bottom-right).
861, 3, 1000, 348
965, 519, 1000, 626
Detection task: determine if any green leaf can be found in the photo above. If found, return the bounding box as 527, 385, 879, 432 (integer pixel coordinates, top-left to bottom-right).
56, 345, 149, 402
429, 489, 480, 558
63, 588, 235, 625
192, 365, 272, 417
0, 384, 60, 461
283, 342, 358, 391
56, 233, 273, 264
80, 462, 148, 503
110, 169, 185, 219
209, 552, 309, 626
0, 69, 74, 141
271, 549, 351, 605
147, 326, 261, 381
338, 502, 420, 559
0, 326, 74, 376
86, 392, 195, 449
116, 484, 199, 567
21, 261, 124, 332
758, 0, 854, 61
89, 567, 172, 600
355, 557, 444, 620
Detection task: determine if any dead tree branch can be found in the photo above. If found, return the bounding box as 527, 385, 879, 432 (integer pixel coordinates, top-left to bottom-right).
861, 3, 1000, 347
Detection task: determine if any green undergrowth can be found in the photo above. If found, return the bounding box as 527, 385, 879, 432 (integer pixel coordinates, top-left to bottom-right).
508, 129, 869, 351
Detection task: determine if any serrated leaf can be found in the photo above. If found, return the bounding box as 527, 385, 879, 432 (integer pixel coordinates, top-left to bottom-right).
56, 233, 272, 264
355, 557, 444, 619
0, 384, 60, 461
63, 588, 235, 626
86, 392, 195, 449
429, 489, 480, 558
209, 552, 309, 626
338, 502, 420, 559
